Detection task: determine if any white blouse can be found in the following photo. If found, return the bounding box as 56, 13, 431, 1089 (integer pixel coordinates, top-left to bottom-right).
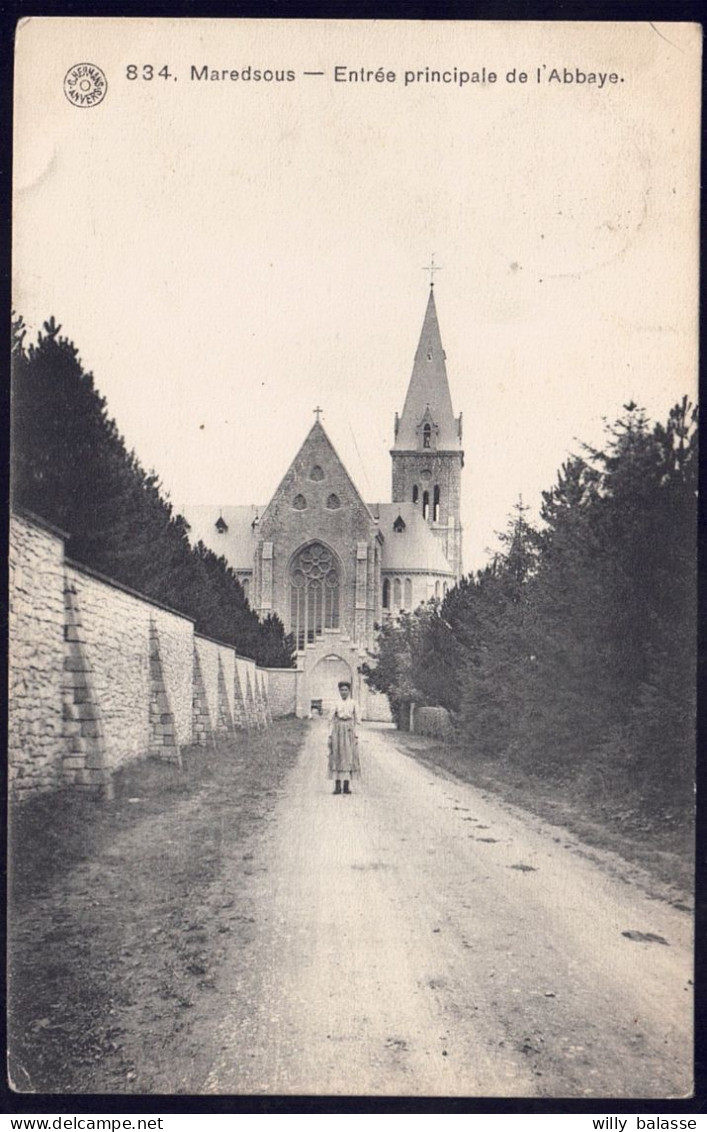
332, 698, 358, 722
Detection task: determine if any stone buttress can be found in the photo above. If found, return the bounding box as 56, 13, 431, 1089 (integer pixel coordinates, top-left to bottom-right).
148, 619, 182, 764
192, 646, 214, 746
62, 579, 113, 797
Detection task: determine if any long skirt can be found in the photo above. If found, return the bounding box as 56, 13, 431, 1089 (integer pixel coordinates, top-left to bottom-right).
328, 717, 361, 778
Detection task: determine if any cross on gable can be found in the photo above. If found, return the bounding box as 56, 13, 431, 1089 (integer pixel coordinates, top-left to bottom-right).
313, 406, 323, 423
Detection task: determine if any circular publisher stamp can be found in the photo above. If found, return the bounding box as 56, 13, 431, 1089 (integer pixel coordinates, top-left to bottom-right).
63, 63, 107, 108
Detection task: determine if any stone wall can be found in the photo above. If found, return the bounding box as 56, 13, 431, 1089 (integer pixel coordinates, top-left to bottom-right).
361, 687, 393, 724
8, 512, 68, 799
236, 657, 257, 729
193, 635, 221, 736
263, 667, 299, 717
9, 511, 287, 800
64, 562, 195, 770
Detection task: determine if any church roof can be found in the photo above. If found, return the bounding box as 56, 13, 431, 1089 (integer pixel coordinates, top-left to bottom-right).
393, 287, 462, 451
373, 503, 455, 575
180, 504, 260, 570
182, 499, 454, 577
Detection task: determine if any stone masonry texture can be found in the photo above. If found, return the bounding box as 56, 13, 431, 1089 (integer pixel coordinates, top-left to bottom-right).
148, 619, 182, 764
64, 564, 194, 770
192, 646, 214, 746
9, 513, 68, 799
9, 512, 283, 800
263, 669, 299, 717
216, 654, 236, 737
62, 581, 112, 795
254, 423, 381, 647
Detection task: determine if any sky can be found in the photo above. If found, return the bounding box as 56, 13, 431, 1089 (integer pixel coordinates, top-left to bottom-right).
13, 19, 701, 571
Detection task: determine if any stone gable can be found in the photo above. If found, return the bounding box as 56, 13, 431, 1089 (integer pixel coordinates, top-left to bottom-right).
258, 421, 376, 544
254, 422, 381, 647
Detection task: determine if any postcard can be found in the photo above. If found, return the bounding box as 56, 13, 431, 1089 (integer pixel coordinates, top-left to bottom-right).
10, 19, 699, 1099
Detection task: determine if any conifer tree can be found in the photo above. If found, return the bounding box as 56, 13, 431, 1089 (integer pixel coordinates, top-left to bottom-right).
364, 401, 696, 817
362, 611, 426, 726
11, 317, 294, 668
457, 501, 541, 761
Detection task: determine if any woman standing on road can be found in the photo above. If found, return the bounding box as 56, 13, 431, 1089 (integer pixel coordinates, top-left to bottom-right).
328, 680, 360, 795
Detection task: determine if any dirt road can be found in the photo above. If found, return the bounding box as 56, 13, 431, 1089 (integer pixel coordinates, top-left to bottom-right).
202, 721, 693, 1098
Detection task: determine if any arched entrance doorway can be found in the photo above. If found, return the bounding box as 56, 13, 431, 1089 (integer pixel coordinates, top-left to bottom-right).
308, 654, 353, 715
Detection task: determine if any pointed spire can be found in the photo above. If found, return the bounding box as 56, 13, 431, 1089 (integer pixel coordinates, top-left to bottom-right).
393, 288, 460, 451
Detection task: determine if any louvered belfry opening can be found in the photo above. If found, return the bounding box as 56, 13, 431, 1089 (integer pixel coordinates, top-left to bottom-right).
290, 542, 340, 650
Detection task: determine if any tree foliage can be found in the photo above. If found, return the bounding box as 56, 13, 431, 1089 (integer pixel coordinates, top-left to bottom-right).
365, 402, 697, 813
362, 611, 428, 726
11, 317, 295, 667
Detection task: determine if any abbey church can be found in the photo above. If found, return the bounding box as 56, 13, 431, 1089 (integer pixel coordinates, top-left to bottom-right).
183, 286, 464, 718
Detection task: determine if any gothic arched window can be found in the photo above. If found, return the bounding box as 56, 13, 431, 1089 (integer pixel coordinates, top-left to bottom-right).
412, 485, 419, 504
382, 578, 390, 609
292, 494, 307, 510
393, 578, 402, 610
433, 485, 440, 522
422, 491, 430, 520
404, 578, 412, 609
326, 493, 341, 510
310, 465, 325, 481
423, 424, 431, 449
290, 543, 340, 650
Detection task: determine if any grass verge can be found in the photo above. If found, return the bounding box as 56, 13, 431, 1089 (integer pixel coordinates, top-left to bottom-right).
385, 729, 694, 901
8, 719, 307, 1095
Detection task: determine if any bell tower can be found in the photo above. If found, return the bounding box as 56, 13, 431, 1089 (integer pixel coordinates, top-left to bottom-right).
391, 285, 464, 578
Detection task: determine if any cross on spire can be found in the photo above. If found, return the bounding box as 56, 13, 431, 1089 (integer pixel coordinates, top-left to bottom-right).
313, 406, 323, 423
423, 253, 442, 287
